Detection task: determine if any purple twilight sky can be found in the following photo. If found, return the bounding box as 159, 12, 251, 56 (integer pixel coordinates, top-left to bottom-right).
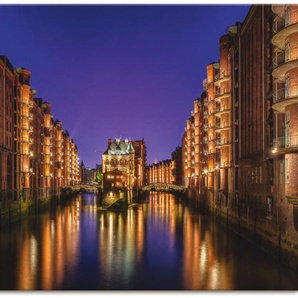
0, 4, 250, 167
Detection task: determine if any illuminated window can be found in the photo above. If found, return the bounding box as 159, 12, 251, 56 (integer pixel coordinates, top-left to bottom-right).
255, 167, 258, 184
267, 196, 273, 216
251, 168, 254, 184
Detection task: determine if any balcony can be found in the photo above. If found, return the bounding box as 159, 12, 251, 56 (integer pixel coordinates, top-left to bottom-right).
215, 138, 231, 148
272, 10, 298, 49
219, 161, 233, 168
214, 106, 231, 116
272, 134, 298, 153
214, 70, 231, 86
272, 47, 298, 80
215, 121, 231, 132
214, 89, 231, 102
273, 84, 298, 112
207, 149, 216, 155
272, 5, 286, 18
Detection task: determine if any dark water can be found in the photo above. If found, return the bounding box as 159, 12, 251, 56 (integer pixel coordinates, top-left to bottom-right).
0, 192, 297, 290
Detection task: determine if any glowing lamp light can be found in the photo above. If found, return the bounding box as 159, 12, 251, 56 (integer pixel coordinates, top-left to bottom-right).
203, 168, 208, 175
272, 148, 277, 154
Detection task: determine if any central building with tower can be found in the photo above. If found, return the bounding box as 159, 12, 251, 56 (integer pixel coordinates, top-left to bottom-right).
102, 137, 146, 190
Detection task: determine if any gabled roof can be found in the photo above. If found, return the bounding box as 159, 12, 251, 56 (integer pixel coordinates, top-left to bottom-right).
127, 142, 134, 152
104, 137, 135, 155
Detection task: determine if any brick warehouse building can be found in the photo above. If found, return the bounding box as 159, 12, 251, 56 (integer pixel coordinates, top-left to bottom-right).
0, 56, 80, 204
271, 4, 298, 247
182, 4, 298, 265
146, 159, 172, 185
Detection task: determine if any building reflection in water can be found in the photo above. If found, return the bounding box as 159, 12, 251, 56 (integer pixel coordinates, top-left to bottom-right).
2, 191, 292, 290
16, 195, 83, 289
182, 206, 234, 289
14, 191, 235, 289
98, 205, 145, 287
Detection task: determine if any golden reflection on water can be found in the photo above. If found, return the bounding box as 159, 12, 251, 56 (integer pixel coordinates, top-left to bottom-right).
17, 197, 82, 290
98, 205, 145, 286
182, 208, 234, 290
12, 192, 236, 290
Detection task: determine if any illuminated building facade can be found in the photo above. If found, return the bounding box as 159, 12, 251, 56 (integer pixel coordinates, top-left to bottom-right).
80, 161, 86, 184
184, 115, 195, 187
131, 138, 147, 187
102, 137, 147, 189
171, 146, 182, 185
182, 4, 298, 258
183, 7, 272, 200
0, 55, 80, 202
146, 159, 172, 184
181, 130, 187, 187
271, 4, 298, 243
0, 56, 19, 192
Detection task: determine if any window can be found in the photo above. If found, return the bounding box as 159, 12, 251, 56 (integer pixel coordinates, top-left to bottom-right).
267, 196, 273, 216
251, 168, 254, 184
285, 41, 290, 62
285, 6, 290, 26
285, 111, 290, 147
285, 75, 290, 98
280, 161, 284, 184
285, 158, 289, 183
235, 193, 238, 206
255, 167, 258, 184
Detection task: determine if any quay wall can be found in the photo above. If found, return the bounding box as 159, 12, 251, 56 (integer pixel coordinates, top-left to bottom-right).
185, 187, 298, 272
0, 186, 138, 228
0, 187, 74, 228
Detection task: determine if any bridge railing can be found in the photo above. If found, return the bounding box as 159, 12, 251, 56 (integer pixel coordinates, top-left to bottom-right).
142, 183, 186, 192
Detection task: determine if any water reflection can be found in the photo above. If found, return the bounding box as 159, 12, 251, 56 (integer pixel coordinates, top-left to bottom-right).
0, 192, 297, 290
1, 196, 83, 290
182, 207, 233, 290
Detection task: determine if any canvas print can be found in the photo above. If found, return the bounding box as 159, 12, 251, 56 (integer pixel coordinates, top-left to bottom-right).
0, 3, 298, 291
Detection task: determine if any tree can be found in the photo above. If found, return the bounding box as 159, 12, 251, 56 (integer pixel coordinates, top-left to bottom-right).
95, 167, 103, 185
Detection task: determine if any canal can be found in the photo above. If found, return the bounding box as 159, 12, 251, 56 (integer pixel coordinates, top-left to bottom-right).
0, 192, 297, 290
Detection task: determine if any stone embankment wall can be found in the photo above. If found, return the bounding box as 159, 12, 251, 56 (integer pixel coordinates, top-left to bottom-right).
0, 187, 71, 228
186, 187, 298, 272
